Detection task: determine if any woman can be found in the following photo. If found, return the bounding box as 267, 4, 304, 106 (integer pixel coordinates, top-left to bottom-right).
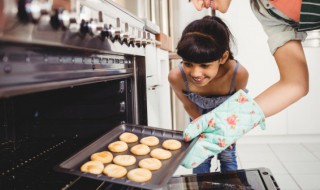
188, 0, 320, 118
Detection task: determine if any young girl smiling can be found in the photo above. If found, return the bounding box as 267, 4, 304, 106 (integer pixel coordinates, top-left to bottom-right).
169, 16, 248, 173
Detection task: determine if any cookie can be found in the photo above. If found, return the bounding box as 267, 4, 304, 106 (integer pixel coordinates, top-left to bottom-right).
140, 136, 160, 146
103, 164, 127, 178
130, 144, 150, 156
139, 158, 162, 171
80, 160, 104, 175
162, 139, 182, 150
150, 148, 172, 160
91, 151, 113, 164
119, 132, 138, 143
113, 155, 136, 166
108, 141, 128, 153
127, 168, 152, 183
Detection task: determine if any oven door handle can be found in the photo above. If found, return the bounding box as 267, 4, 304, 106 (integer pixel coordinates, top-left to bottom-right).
120, 101, 126, 112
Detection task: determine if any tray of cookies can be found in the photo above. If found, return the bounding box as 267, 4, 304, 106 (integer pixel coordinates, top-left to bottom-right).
55, 124, 198, 190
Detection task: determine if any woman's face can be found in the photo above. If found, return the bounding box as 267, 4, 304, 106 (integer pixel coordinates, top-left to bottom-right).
182, 60, 220, 87
190, 0, 232, 13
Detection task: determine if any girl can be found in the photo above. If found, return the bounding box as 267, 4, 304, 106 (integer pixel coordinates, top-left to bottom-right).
168, 15, 248, 173
189, 0, 320, 119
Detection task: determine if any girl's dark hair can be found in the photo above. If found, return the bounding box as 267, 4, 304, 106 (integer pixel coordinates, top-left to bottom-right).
177, 15, 235, 63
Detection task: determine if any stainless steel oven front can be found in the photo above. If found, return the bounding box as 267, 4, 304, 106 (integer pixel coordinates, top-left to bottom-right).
0, 0, 155, 189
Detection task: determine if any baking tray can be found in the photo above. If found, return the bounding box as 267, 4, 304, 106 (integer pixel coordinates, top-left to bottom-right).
55, 124, 198, 190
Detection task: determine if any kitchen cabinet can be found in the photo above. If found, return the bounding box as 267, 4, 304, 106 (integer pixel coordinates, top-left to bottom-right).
146, 45, 173, 130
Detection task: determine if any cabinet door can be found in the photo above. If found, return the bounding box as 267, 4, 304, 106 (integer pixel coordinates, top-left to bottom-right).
147, 87, 160, 128
146, 48, 173, 130
287, 47, 320, 134
145, 45, 158, 87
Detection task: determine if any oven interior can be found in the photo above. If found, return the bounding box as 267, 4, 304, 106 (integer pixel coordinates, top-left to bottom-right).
0, 76, 140, 189
0, 39, 149, 189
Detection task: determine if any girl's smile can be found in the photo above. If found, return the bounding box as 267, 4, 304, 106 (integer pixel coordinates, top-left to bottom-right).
192, 76, 208, 85
182, 60, 220, 87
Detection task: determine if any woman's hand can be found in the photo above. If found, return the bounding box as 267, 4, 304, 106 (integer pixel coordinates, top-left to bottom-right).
190, 0, 211, 11
189, 0, 232, 13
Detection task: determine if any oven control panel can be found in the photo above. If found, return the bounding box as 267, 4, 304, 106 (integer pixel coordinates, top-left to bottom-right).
0, 0, 154, 55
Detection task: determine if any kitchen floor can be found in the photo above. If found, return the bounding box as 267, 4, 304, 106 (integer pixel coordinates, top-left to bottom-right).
173, 139, 320, 190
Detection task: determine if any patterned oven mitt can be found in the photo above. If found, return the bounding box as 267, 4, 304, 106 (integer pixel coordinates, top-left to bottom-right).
182, 90, 266, 169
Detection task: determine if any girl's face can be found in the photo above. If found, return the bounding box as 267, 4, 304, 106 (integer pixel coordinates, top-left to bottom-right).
182, 60, 220, 87
190, 0, 232, 13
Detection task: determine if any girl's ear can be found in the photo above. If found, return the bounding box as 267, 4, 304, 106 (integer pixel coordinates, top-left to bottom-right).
219, 51, 229, 64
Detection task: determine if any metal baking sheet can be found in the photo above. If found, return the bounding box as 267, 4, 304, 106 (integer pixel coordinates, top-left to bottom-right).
55, 124, 198, 190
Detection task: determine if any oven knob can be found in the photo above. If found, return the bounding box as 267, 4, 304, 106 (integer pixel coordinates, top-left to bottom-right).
50, 8, 70, 30
63, 0, 80, 33
69, 18, 79, 33
146, 32, 152, 45
79, 19, 90, 35
135, 30, 142, 48
120, 23, 130, 46
100, 24, 110, 39
88, 19, 98, 36
128, 27, 136, 47
106, 24, 117, 41
142, 31, 147, 48
114, 17, 122, 42
18, 0, 53, 23
90, 11, 104, 36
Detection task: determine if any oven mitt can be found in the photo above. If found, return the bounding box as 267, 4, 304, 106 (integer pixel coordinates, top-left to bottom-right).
182, 90, 266, 168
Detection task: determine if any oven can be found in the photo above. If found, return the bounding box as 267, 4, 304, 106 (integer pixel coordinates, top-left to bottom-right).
0, 0, 153, 189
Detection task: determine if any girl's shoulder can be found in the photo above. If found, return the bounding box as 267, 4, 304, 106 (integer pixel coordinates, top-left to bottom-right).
168, 66, 182, 82
226, 59, 248, 79
231, 60, 249, 90
168, 65, 185, 88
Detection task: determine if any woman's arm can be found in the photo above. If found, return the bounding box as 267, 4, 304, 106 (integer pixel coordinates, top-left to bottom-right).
254, 40, 309, 117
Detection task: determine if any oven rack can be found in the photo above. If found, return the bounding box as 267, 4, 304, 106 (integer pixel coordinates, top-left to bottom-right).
0, 136, 98, 189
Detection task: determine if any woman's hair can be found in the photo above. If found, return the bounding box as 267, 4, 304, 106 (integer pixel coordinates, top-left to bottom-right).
177, 15, 235, 63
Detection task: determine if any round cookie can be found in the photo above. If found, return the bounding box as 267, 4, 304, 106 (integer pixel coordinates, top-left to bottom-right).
91, 151, 113, 164
80, 160, 104, 174
150, 148, 172, 160
113, 155, 136, 166
140, 136, 160, 146
139, 158, 162, 171
119, 132, 138, 143
103, 164, 127, 178
127, 168, 152, 183
162, 139, 182, 150
130, 144, 151, 156
108, 141, 128, 153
